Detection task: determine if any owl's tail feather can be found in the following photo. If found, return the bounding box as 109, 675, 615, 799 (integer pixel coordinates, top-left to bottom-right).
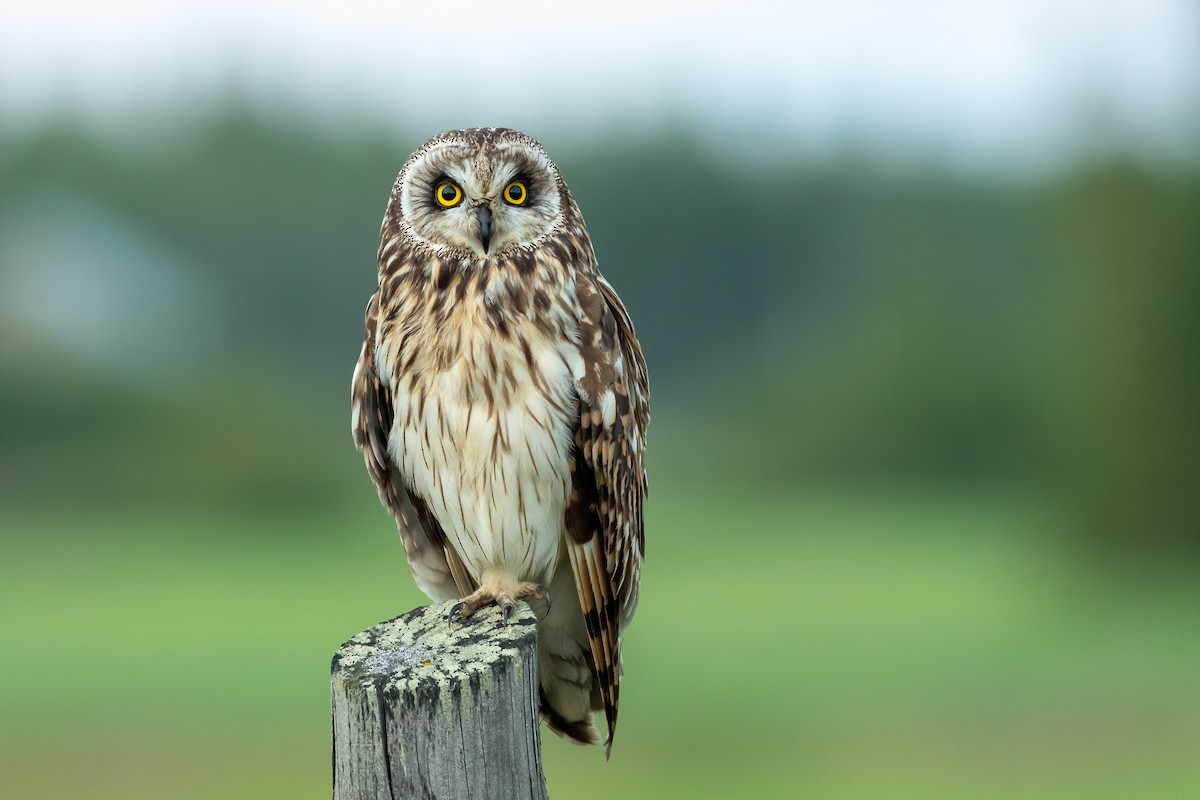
539, 695, 600, 746
536, 555, 603, 747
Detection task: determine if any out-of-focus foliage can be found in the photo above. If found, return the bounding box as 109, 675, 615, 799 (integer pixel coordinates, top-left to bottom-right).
2, 108, 1195, 555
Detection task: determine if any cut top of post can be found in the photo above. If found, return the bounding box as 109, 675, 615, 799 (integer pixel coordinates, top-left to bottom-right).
331, 600, 548, 800
332, 601, 538, 697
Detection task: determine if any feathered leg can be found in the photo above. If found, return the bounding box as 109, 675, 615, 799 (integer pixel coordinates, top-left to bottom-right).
448, 572, 547, 623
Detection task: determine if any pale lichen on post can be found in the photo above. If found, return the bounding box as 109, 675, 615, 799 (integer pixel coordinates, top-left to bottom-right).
332, 600, 548, 800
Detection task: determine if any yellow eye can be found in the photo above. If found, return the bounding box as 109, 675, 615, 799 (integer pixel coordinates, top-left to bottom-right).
503, 180, 528, 205
435, 182, 463, 207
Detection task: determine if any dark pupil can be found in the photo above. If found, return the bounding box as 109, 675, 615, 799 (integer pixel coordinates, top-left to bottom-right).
508, 184, 522, 200
440, 185, 456, 202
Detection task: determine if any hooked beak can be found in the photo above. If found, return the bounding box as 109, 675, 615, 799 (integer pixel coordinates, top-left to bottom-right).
476, 205, 492, 253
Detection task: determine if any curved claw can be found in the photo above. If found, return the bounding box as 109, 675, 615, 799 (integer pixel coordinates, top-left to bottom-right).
501, 603, 515, 625
447, 601, 467, 625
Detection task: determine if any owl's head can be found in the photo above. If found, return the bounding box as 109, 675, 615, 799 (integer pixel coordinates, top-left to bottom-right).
388, 128, 569, 258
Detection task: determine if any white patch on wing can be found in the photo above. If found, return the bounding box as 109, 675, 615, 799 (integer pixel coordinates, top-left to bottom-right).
599, 389, 616, 427
566, 348, 585, 384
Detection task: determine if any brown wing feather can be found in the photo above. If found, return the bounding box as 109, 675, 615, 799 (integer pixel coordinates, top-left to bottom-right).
565, 274, 649, 756
351, 291, 475, 602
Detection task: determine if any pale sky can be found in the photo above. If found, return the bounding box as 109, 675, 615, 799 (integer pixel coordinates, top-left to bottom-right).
1, 0, 1197, 166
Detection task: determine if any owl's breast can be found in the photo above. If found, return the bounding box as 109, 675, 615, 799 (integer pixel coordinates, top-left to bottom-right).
382, 309, 584, 585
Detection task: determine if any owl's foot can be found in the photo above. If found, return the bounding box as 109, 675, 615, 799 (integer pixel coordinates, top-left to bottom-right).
448, 579, 547, 625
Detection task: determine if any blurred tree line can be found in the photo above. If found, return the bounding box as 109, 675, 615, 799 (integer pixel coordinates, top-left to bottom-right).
1, 107, 1195, 560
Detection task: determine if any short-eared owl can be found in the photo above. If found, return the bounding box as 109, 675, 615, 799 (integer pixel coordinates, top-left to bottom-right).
351, 128, 648, 753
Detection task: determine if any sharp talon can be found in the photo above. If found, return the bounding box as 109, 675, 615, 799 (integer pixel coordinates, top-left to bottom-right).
447, 601, 466, 625
501, 603, 514, 625
539, 591, 552, 621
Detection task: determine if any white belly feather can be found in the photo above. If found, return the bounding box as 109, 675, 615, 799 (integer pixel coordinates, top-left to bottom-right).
387, 323, 580, 587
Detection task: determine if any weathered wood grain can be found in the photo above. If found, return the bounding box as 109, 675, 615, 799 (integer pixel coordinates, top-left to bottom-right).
331, 600, 548, 800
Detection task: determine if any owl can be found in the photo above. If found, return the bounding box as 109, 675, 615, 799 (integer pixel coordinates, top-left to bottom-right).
351, 128, 649, 754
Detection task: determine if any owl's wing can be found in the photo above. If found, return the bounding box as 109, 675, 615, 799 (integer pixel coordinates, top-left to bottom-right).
565, 273, 649, 756
351, 291, 474, 602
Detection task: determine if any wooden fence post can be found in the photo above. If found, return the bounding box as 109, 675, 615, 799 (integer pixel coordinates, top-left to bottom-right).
331, 600, 549, 800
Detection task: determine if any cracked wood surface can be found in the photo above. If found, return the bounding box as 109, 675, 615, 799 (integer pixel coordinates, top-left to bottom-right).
331, 600, 548, 800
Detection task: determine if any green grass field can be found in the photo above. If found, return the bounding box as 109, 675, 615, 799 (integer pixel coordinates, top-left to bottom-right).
2, 484, 1196, 799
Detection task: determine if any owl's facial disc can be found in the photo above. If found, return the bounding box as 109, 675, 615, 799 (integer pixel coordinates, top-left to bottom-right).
397, 138, 564, 258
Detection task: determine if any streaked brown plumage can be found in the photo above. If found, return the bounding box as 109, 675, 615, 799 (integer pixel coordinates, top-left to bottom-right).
351, 128, 648, 753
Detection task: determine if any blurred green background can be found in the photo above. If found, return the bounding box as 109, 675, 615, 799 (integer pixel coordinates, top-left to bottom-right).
2, 3, 1198, 798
